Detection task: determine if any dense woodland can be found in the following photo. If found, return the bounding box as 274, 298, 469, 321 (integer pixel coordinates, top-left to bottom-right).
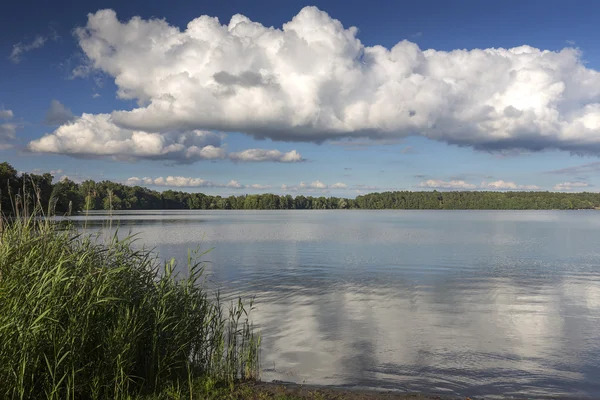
2, 162, 600, 213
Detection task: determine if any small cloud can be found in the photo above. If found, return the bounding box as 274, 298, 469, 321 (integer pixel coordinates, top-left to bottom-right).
419, 179, 477, 190
281, 180, 349, 193
0, 108, 14, 120
553, 181, 591, 191
44, 100, 75, 125
411, 32, 423, 38
481, 180, 540, 190
566, 40, 576, 45
250, 184, 272, 190
9, 35, 47, 63
92, 93, 101, 99
0, 108, 18, 148
401, 146, 416, 154
228, 149, 303, 163
226, 180, 242, 188
9, 27, 60, 64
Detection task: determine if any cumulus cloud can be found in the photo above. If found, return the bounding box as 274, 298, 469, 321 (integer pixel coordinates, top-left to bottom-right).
250, 184, 272, 189
553, 181, 591, 191
127, 176, 266, 189
44, 100, 75, 125
36, 6, 600, 155
29, 114, 227, 162
481, 180, 541, 190
127, 176, 218, 188
228, 149, 303, 162
29, 112, 300, 163
419, 179, 540, 191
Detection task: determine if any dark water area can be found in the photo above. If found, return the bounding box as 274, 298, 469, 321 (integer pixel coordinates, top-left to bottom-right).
72, 210, 600, 399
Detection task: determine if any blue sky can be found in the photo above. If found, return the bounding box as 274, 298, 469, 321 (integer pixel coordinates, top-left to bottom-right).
2, 0, 600, 196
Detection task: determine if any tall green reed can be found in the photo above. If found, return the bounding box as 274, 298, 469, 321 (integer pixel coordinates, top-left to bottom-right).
0, 193, 259, 399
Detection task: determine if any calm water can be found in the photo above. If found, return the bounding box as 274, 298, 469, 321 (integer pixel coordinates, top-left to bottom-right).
73, 210, 600, 399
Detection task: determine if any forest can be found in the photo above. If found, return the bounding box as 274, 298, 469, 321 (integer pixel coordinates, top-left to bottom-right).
2, 162, 599, 213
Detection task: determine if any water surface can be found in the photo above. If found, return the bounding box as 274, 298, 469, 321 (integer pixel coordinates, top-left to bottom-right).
73, 210, 600, 398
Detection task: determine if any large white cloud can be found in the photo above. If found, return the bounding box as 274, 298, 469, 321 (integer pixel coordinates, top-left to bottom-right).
37, 6, 600, 154
29, 113, 227, 162
28, 112, 303, 163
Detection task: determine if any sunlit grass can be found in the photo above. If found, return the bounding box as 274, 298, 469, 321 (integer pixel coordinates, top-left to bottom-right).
0, 203, 259, 399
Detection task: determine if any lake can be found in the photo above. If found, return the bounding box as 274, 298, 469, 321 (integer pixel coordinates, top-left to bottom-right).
72, 210, 600, 399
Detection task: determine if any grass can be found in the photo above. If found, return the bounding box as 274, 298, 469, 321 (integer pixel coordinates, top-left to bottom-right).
0, 201, 259, 399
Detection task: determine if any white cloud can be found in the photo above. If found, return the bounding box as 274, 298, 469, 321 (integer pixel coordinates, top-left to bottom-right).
126, 176, 267, 189
28, 114, 227, 162
250, 184, 272, 189
420, 179, 540, 191
226, 180, 242, 188
29, 112, 298, 163
127, 176, 211, 187
41, 6, 600, 155
44, 100, 75, 125
228, 149, 303, 162
419, 180, 477, 190
553, 181, 591, 191
481, 180, 541, 190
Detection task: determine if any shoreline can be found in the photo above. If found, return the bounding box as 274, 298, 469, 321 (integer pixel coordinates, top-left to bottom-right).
239, 381, 572, 400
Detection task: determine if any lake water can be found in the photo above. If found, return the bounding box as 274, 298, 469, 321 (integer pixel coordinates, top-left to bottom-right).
73, 210, 600, 399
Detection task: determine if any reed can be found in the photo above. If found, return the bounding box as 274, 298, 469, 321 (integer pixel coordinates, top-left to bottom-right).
0, 201, 259, 399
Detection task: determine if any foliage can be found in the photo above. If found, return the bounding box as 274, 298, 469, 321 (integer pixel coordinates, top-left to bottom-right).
0, 215, 259, 399
2, 162, 600, 212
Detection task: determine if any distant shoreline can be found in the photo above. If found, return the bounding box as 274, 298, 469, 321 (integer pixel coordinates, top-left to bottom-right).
2, 162, 599, 214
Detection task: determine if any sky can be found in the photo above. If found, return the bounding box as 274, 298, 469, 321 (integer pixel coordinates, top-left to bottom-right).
2, 0, 600, 197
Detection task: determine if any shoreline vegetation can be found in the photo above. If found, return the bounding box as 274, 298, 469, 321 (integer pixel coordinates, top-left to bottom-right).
2, 162, 600, 213
0, 192, 260, 399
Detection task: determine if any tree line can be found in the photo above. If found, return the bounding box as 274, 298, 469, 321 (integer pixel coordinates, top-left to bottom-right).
2, 162, 599, 213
